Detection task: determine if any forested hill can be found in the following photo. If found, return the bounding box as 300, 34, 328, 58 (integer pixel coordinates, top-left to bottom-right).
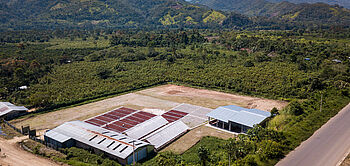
266, 0, 350, 9
0, 0, 237, 30
190, 0, 350, 25
190, 0, 350, 17
0, 0, 350, 30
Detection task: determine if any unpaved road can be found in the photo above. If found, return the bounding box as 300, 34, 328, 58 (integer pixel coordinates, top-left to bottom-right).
276, 103, 350, 166
0, 136, 59, 166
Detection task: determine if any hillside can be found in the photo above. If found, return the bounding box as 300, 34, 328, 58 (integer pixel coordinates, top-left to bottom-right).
266, 0, 350, 9
279, 3, 350, 25
0, 0, 236, 30
190, 0, 350, 25
1, 0, 350, 30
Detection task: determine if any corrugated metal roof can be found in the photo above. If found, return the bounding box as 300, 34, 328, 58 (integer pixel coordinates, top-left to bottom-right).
45, 130, 71, 143
206, 105, 271, 128
124, 116, 168, 140
44, 121, 150, 159
144, 121, 189, 150
0, 102, 28, 117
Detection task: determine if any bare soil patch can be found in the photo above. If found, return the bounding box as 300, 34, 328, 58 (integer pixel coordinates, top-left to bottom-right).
137, 84, 287, 111
341, 152, 350, 166
0, 136, 60, 166
162, 125, 235, 154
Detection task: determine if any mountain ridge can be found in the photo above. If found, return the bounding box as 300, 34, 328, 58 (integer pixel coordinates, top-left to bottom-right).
0, 0, 349, 30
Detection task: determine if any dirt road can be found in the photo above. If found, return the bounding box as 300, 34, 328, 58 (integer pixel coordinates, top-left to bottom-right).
276, 103, 350, 166
0, 137, 59, 166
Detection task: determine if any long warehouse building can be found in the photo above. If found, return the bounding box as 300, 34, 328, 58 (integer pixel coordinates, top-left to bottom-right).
44, 121, 154, 165
45, 106, 193, 165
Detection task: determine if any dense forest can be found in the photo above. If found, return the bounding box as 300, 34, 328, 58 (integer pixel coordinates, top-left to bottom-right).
1, 28, 350, 165
266, 0, 350, 9
1, 0, 350, 30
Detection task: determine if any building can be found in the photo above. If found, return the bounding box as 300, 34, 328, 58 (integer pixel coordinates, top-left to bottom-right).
44, 121, 154, 165
206, 105, 271, 133
144, 120, 189, 150
44, 106, 192, 164
0, 102, 28, 119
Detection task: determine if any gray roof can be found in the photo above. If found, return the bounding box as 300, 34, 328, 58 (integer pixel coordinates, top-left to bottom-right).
206, 105, 271, 128
144, 121, 189, 150
125, 116, 168, 140
0, 102, 28, 117
45, 121, 150, 159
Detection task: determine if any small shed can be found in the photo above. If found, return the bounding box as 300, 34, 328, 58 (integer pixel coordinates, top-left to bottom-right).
206, 105, 271, 133
0, 102, 28, 119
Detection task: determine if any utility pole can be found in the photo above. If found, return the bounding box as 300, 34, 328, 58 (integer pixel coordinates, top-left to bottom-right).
133, 141, 135, 166
320, 93, 323, 112
228, 153, 231, 166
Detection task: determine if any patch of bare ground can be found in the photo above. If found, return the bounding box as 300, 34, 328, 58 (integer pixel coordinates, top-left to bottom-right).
136, 84, 287, 111
0, 136, 60, 166
162, 125, 235, 154
341, 152, 350, 166
11, 93, 179, 130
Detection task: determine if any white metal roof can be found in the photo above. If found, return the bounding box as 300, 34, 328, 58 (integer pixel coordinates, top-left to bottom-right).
44, 121, 150, 159
206, 105, 271, 128
0, 102, 28, 117
124, 116, 168, 140
144, 121, 189, 150
45, 130, 71, 143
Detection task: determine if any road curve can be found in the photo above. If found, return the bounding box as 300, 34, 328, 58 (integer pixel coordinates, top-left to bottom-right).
0, 136, 59, 166
276, 103, 350, 166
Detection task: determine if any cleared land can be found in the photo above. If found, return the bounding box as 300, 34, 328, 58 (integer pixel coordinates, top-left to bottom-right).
11, 84, 287, 134
0, 136, 59, 166
341, 152, 350, 166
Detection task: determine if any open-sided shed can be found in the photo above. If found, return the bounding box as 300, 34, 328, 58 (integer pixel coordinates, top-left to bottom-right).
206, 105, 271, 133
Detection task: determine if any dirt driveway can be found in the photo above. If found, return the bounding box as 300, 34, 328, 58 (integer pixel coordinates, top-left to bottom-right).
0, 137, 59, 166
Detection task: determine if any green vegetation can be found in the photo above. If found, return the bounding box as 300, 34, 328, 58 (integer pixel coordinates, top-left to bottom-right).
267, 0, 350, 9
1, 0, 350, 30
1, 28, 350, 165
192, 0, 350, 27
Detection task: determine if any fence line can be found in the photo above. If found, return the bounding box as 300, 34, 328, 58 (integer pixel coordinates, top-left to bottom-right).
3, 120, 22, 134
2, 119, 63, 153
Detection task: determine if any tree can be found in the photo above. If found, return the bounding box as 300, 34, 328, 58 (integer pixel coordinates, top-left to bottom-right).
244, 60, 254, 67
257, 140, 284, 160
156, 152, 178, 166
197, 146, 209, 166
285, 100, 304, 116
96, 67, 112, 79
271, 107, 279, 115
